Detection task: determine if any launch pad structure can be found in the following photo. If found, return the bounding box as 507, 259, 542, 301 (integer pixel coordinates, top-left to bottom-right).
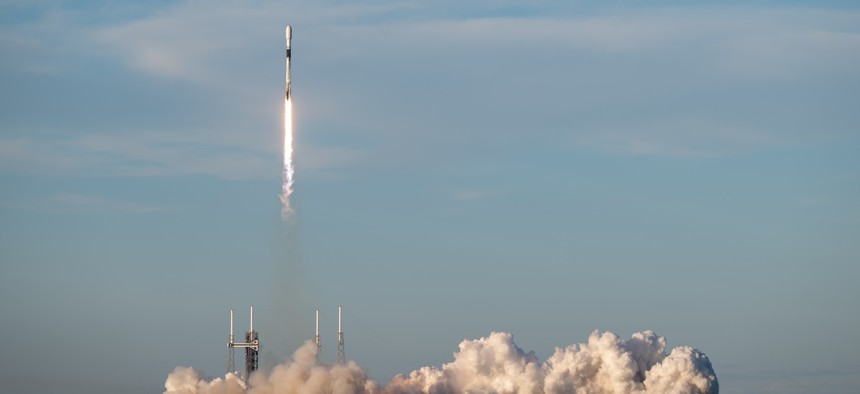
337, 305, 345, 364
228, 306, 259, 381
315, 309, 321, 357
313, 306, 346, 364
312, 306, 346, 364
226, 305, 347, 381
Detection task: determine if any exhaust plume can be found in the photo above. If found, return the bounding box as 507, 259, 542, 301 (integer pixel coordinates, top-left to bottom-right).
164, 330, 718, 394
280, 98, 295, 218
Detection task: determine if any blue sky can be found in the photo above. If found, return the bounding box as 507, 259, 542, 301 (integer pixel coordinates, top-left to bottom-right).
1, 1, 859, 393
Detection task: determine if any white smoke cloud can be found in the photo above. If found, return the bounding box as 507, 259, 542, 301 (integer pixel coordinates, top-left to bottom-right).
384, 332, 543, 394
541, 330, 717, 394
164, 367, 246, 394
164, 331, 718, 394
247, 341, 377, 394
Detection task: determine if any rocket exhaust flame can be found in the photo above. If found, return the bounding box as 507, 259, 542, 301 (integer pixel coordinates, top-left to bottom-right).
281, 98, 294, 218
280, 25, 294, 218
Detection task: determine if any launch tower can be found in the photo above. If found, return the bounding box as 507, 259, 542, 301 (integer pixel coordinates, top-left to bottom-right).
314, 309, 321, 359
228, 306, 260, 381
337, 305, 345, 364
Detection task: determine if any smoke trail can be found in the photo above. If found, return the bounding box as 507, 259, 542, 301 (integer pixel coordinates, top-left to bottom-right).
280, 98, 294, 218
164, 330, 718, 394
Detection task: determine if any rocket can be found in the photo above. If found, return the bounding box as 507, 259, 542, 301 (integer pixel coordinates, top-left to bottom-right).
285, 25, 292, 101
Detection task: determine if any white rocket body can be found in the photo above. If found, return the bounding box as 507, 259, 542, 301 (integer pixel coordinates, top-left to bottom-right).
285, 25, 292, 101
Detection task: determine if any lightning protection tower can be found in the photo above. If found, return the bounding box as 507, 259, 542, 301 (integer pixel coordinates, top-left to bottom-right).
228, 305, 260, 381
227, 309, 235, 374
314, 309, 321, 359
337, 305, 345, 364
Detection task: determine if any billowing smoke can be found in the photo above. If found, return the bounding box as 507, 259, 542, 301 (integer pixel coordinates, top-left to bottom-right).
164, 368, 246, 394
382, 331, 717, 394
164, 330, 717, 394
165, 342, 375, 394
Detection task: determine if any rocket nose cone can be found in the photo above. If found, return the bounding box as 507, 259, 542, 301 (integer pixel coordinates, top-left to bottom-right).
286, 25, 292, 40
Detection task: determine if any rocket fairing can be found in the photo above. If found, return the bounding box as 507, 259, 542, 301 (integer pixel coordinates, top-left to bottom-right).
285, 25, 292, 101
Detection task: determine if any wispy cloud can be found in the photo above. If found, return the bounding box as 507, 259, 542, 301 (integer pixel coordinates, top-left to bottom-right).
2, 1, 858, 182
84, 3, 860, 87
91, 6, 258, 83
571, 118, 778, 158
2, 192, 170, 214
0, 131, 364, 180
87, 1, 416, 84
0, 132, 269, 179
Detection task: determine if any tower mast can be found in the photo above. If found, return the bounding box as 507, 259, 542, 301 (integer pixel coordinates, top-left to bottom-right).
337, 305, 345, 364
315, 309, 321, 359
227, 306, 260, 382
227, 308, 235, 373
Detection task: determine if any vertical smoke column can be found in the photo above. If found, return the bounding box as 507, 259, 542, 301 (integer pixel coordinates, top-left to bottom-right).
280, 25, 295, 218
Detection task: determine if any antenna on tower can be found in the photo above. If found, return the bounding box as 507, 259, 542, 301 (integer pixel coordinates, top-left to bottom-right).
337, 305, 345, 364
314, 309, 321, 359
244, 305, 259, 380
227, 308, 235, 374
227, 305, 260, 382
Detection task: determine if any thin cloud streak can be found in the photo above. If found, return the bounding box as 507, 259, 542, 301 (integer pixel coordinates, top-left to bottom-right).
1, 192, 171, 214
0, 133, 363, 180
571, 118, 779, 158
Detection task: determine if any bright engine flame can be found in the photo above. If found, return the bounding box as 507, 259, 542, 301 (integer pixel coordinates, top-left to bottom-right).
280, 98, 294, 218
